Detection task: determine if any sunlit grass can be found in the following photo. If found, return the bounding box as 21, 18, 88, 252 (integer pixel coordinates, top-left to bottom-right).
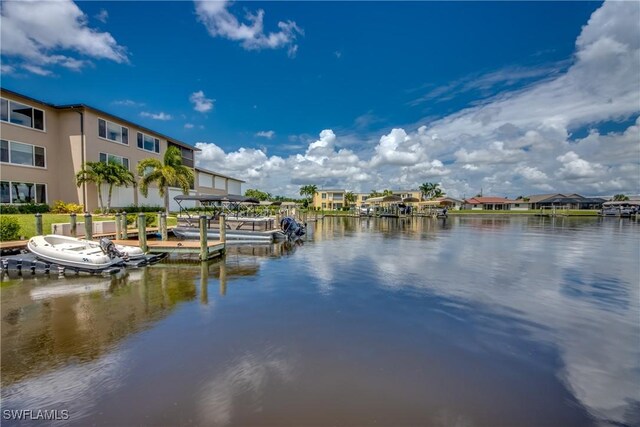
1, 213, 178, 240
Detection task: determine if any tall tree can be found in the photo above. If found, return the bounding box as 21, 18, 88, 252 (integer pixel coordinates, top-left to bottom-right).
419, 182, 445, 200
104, 162, 135, 214
245, 188, 271, 201
299, 184, 318, 207
76, 161, 110, 213
138, 146, 194, 214
76, 161, 133, 214
382, 189, 394, 196
613, 194, 630, 201
344, 191, 356, 207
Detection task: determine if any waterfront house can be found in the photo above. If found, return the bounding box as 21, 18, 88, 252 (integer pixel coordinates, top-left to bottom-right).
313, 189, 346, 210
0, 88, 243, 212
462, 196, 515, 210
511, 194, 605, 210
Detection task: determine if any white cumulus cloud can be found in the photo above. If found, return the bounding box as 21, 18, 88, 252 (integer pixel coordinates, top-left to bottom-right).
194, 0, 303, 54
190, 91, 214, 113
197, 1, 638, 199
0, 0, 128, 75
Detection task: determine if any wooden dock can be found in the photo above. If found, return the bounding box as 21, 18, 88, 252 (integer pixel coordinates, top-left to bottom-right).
112, 239, 225, 260
0, 228, 171, 252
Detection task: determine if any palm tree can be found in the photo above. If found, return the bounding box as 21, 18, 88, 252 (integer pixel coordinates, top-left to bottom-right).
382, 189, 394, 196
419, 183, 434, 200
344, 191, 356, 208
104, 162, 135, 214
299, 184, 318, 208
138, 146, 194, 214
419, 182, 445, 200
76, 161, 111, 213
369, 190, 383, 198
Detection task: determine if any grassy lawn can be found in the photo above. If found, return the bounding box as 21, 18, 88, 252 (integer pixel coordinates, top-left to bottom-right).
1, 213, 179, 240
303, 209, 600, 216
449, 209, 599, 216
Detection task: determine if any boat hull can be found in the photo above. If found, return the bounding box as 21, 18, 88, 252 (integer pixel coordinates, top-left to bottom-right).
27, 235, 125, 271
173, 227, 287, 242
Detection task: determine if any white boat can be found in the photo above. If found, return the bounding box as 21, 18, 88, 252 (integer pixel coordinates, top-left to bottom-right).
27, 235, 144, 271
173, 227, 287, 242
599, 201, 639, 217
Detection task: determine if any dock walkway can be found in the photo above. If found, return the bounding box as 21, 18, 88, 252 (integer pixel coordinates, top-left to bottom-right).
112, 239, 225, 260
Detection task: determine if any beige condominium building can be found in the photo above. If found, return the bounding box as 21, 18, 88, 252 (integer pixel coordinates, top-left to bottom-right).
311, 189, 422, 210
1, 88, 243, 212
312, 189, 346, 210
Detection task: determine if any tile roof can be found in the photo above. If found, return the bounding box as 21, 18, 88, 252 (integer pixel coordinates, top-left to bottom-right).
465, 197, 513, 204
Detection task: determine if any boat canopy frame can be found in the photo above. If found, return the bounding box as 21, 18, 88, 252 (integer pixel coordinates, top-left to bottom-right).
174, 194, 264, 221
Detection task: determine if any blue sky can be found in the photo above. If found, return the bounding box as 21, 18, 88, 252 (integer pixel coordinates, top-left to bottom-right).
2, 0, 639, 198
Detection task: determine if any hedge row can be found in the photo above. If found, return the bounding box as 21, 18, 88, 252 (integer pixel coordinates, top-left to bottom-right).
0, 203, 51, 214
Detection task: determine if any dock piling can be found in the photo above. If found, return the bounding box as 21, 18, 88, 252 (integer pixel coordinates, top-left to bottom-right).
70, 213, 77, 237
160, 212, 168, 241
35, 213, 43, 236
199, 215, 208, 260
121, 213, 128, 239
115, 213, 122, 239
137, 213, 147, 252
84, 213, 93, 240
219, 214, 226, 244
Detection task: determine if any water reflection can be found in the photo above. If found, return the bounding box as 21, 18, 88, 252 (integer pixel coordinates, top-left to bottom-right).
0, 241, 295, 391
303, 216, 640, 426
1, 217, 638, 426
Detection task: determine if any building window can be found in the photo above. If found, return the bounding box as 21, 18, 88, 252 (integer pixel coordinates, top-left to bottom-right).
98, 118, 128, 144
0, 98, 45, 131
321, 193, 327, 199
321, 203, 326, 209
0, 139, 46, 168
137, 132, 160, 153
99, 152, 129, 170
333, 193, 343, 200
1, 181, 47, 204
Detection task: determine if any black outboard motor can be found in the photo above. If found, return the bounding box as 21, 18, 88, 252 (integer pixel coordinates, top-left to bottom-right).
280, 217, 306, 240
99, 238, 129, 261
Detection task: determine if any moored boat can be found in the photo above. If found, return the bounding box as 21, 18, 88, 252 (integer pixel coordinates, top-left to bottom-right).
173, 194, 297, 242
173, 227, 287, 242
27, 235, 143, 272
599, 201, 640, 217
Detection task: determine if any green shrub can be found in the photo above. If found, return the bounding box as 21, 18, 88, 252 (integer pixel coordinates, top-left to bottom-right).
0, 204, 50, 214
0, 205, 19, 214
0, 216, 21, 241
51, 200, 84, 214
126, 213, 157, 227
117, 204, 164, 213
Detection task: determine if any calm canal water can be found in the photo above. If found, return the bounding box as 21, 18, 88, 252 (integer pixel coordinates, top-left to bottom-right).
2, 216, 639, 426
